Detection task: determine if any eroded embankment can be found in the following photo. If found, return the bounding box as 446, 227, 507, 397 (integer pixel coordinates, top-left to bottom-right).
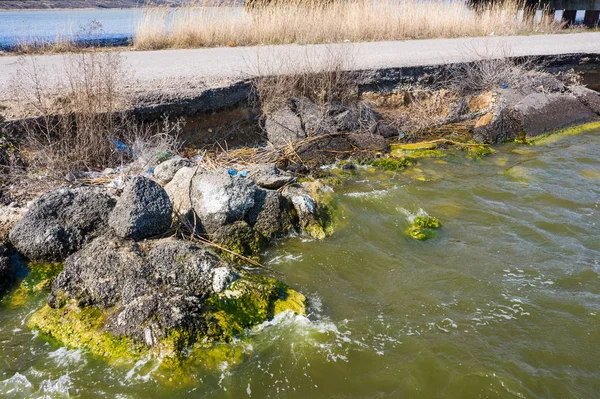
0, 52, 599, 376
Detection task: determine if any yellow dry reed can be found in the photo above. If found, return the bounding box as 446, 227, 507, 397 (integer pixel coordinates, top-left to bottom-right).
134, 0, 562, 50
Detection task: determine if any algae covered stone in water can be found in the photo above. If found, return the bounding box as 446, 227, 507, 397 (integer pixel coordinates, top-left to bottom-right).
406, 215, 441, 240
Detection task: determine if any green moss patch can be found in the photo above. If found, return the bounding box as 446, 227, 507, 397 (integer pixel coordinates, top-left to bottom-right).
527, 121, 600, 146
29, 275, 306, 365
466, 145, 494, 159
6, 262, 63, 307
28, 302, 145, 363
368, 156, 416, 171
390, 143, 447, 159
406, 215, 442, 241
205, 276, 306, 341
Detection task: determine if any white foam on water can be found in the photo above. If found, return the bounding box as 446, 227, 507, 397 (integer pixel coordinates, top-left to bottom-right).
0, 372, 33, 395
218, 361, 231, 391
397, 207, 429, 223
344, 189, 390, 199
47, 347, 85, 368
125, 354, 162, 382
268, 253, 303, 265
37, 374, 72, 397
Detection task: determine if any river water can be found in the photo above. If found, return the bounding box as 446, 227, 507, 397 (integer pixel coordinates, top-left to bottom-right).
1, 130, 599, 398
0, 9, 140, 49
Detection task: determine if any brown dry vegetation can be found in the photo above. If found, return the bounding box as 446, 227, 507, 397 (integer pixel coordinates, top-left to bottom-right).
7, 51, 181, 179
134, 0, 563, 50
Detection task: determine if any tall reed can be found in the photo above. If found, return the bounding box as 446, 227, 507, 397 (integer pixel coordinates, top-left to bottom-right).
134, 0, 562, 50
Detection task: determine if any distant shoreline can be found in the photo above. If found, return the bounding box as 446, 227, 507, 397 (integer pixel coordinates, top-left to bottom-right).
0, 1, 185, 11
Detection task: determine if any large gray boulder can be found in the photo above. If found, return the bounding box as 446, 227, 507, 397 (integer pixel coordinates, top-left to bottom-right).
153, 157, 194, 185
164, 166, 197, 220
473, 90, 600, 143
9, 187, 116, 261
247, 188, 294, 239
572, 87, 600, 115
333, 102, 381, 132
265, 106, 306, 146
211, 221, 265, 260
293, 97, 335, 136
48, 236, 237, 344
109, 177, 173, 240
190, 168, 257, 234
246, 163, 295, 189
512, 93, 598, 138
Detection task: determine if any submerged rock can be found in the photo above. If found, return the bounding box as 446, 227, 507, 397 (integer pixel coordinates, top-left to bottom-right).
9, 187, 116, 261
31, 236, 306, 360
406, 215, 441, 241
109, 177, 173, 240
282, 183, 334, 239
153, 157, 194, 185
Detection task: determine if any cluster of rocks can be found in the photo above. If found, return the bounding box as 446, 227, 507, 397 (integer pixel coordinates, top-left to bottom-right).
263, 97, 396, 167
473, 75, 600, 143
3, 159, 331, 359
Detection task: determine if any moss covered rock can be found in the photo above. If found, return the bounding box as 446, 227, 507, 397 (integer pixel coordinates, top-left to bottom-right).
5, 262, 63, 307
205, 276, 306, 341
282, 183, 336, 239
27, 236, 307, 362
368, 156, 416, 171
406, 215, 442, 241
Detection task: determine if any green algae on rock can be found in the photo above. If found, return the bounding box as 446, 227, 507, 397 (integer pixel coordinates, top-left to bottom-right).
206, 276, 307, 341
28, 302, 145, 363
466, 144, 494, 159
527, 121, 600, 146
368, 156, 416, 171
283, 182, 337, 240
406, 215, 442, 241
28, 273, 306, 362
390, 143, 447, 159
6, 262, 63, 308
26, 236, 307, 365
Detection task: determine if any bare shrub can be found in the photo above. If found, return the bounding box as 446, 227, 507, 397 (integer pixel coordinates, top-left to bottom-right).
10, 51, 182, 177
436, 43, 546, 95
249, 45, 359, 116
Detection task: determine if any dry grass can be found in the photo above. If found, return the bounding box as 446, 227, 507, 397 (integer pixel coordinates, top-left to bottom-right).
10, 51, 182, 177
134, 0, 562, 50
249, 45, 358, 115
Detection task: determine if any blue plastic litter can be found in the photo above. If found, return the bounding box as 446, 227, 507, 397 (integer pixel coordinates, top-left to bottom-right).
501, 83, 509, 89
148, 168, 155, 174
228, 168, 238, 176
239, 170, 249, 177
108, 137, 130, 153
398, 132, 406, 138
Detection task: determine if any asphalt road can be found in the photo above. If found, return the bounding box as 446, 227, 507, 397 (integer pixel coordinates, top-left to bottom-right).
1, 32, 599, 108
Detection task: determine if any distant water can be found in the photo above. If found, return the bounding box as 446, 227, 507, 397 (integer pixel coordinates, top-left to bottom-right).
0, 9, 142, 49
